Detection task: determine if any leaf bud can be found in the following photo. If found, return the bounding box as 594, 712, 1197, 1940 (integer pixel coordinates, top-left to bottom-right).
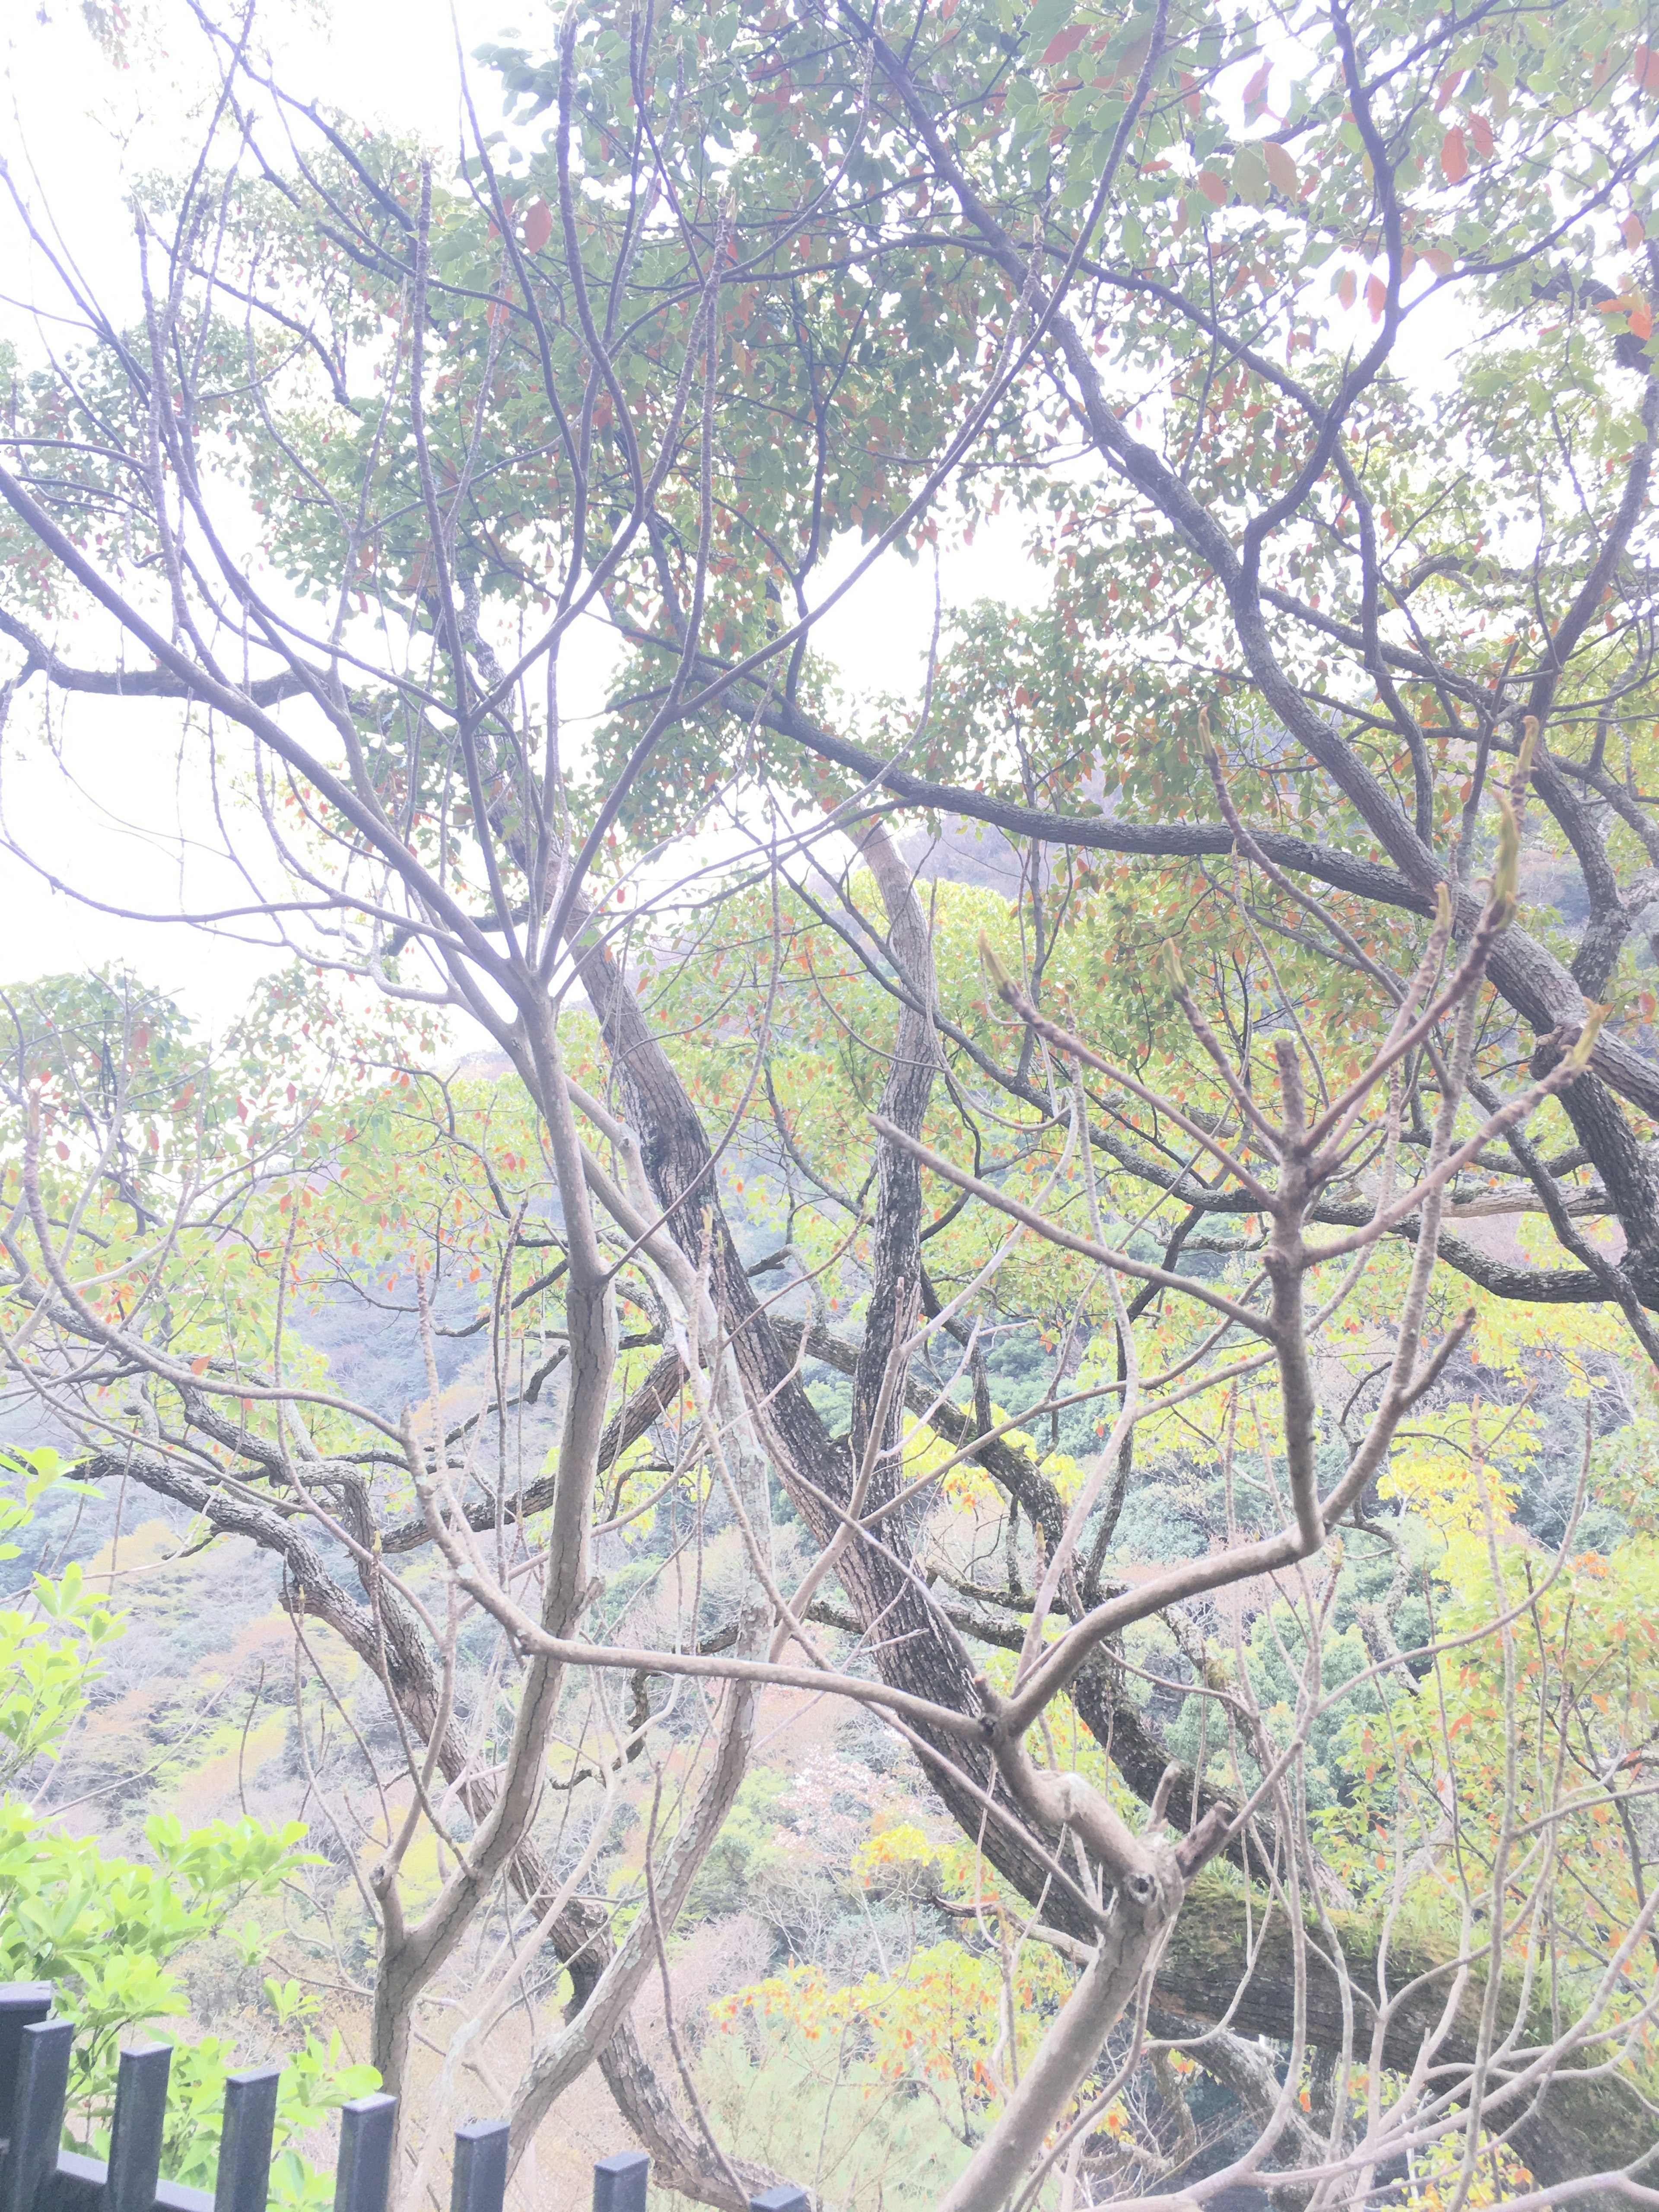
979, 930, 1015, 1001
1517, 715, 1539, 782
1567, 1005, 1608, 1070
1488, 791, 1521, 926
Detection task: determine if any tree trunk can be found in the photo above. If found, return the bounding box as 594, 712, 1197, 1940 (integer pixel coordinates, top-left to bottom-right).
1153, 1874, 1658, 2204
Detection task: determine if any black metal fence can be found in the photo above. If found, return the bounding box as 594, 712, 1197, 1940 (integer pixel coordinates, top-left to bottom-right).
0, 1988, 809, 2212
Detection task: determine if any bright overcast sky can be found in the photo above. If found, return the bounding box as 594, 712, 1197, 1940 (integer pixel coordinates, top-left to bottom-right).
0, 2, 1464, 1043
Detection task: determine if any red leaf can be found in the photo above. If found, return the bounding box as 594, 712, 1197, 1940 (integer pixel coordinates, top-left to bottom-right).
1263, 140, 1297, 196
191, 1357, 211, 1376
1439, 127, 1468, 182
1337, 269, 1357, 310
522, 198, 553, 253
55, 1141, 69, 1161
1631, 304, 1655, 341
1624, 212, 1647, 250
1242, 56, 1271, 110
1470, 112, 1494, 158
1633, 44, 1659, 93
1365, 273, 1387, 322
1423, 246, 1455, 276
1196, 168, 1229, 207
1041, 24, 1086, 67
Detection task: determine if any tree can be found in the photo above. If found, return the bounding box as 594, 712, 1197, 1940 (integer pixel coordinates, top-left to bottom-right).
2, 0, 1658, 2204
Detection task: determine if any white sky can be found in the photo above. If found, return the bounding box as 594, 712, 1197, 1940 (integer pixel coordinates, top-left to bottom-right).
0, 2, 1465, 1044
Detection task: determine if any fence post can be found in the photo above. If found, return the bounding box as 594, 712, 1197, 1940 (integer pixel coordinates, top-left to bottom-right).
0, 2001, 520, 2212
0, 1987, 52, 2128
591, 2150, 648, 2212
106, 2047, 172, 2212
333, 2095, 397, 2212
748, 2189, 810, 2212
449, 2123, 508, 2212
212, 2068, 282, 2212
0, 2020, 72, 2212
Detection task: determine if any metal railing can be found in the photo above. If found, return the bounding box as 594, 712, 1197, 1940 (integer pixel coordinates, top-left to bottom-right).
0, 1987, 809, 2212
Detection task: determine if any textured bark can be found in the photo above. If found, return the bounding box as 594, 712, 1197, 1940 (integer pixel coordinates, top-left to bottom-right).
847, 820, 938, 1468
938, 1849, 1189, 2212
1151, 1875, 1659, 2205
567, 915, 1077, 1912
778, 1316, 1289, 1886
1068, 1657, 1279, 1889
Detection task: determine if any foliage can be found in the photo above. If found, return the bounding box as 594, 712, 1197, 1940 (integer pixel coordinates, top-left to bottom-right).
0, 1450, 376, 2206
0, 1449, 119, 1783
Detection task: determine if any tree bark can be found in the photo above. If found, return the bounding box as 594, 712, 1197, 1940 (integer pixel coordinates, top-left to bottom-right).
1151, 1874, 1659, 2203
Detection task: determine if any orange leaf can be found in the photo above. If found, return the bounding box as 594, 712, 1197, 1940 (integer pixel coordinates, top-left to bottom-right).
1041, 23, 1085, 66
1631, 304, 1655, 341
191, 1357, 211, 1376
1439, 127, 1468, 182
522, 198, 553, 253
1337, 268, 1357, 310
1242, 56, 1271, 109
1263, 140, 1298, 195
1624, 211, 1647, 250
1365, 273, 1387, 322
1633, 44, 1659, 93
1469, 112, 1494, 158
1196, 168, 1228, 207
